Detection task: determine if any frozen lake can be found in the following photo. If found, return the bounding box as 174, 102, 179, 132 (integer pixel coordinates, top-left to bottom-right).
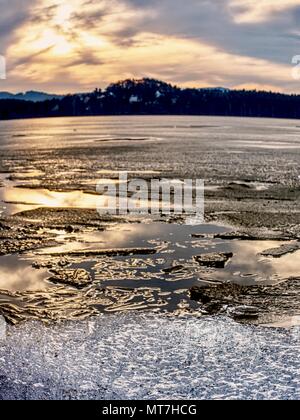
0, 116, 299, 399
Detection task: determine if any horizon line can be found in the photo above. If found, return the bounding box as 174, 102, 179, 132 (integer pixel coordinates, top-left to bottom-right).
2, 77, 300, 98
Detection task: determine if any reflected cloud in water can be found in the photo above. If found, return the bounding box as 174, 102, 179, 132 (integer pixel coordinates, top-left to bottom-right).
0, 255, 50, 292
37, 223, 300, 291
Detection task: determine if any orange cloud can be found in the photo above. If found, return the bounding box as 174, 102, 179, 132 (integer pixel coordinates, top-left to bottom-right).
1, 0, 300, 93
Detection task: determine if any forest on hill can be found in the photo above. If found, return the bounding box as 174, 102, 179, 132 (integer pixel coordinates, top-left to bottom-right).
1, 78, 300, 120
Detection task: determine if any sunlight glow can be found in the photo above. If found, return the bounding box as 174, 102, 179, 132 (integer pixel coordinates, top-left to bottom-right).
1, 0, 299, 93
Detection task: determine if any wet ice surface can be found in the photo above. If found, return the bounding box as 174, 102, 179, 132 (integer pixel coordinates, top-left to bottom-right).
1, 222, 300, 320
0, 185, 104, 216
32, 222, 300, 287
0, 313, 299, 400
1, 116, 300, 192
0, 175, 193, 216
0, 171, 115, 215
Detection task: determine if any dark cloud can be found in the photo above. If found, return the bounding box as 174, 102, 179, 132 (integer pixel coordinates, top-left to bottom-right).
3, 1, 298, 68
10, 46, 54, 68
0, 0, 37, 51
29, 4, 58, 24
100, 0, 300, 91
48, 0, 293, 75
70, 9, 108, 29
113, 0, 300, 67
64, 51, 105, 68
1, 0, 300, 93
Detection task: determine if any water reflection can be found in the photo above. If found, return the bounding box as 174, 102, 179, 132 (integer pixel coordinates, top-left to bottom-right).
1, 222, 300, 321
0, 255, 50, 292
0, 171, 128, 215
0, 186, 102, 215
37, 223, 300, 291
0, 183, 195, 216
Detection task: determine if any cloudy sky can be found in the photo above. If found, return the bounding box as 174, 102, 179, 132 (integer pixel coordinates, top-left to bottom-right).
0, 0, 300, 93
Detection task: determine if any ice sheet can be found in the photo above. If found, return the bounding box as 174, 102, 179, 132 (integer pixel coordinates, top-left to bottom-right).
0, 313, 299, 400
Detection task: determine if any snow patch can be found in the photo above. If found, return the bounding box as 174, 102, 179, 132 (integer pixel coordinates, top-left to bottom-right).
129, 95, 139, 104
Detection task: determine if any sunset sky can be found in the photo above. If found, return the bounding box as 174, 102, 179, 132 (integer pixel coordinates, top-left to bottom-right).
1, 0, 300, 93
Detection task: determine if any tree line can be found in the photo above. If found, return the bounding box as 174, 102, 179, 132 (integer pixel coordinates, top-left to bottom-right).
1, 78, 300, 120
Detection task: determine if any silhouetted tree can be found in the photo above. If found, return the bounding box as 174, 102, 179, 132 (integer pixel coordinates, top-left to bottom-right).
1, 78, 300, 120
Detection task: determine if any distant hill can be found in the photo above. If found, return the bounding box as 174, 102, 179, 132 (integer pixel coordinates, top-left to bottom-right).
0, 78, 300, 120
0, 90, 63, 102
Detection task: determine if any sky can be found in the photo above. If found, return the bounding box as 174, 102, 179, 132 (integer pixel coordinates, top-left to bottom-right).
0, 0, 300, 94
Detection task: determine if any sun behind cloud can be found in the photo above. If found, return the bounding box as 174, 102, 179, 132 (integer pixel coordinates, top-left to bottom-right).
1, 0, 300, 93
